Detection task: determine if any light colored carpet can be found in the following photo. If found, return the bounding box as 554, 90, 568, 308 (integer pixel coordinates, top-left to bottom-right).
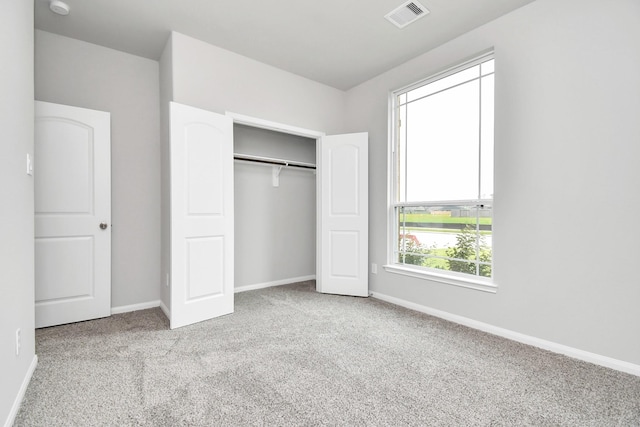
15, 281, 640, 426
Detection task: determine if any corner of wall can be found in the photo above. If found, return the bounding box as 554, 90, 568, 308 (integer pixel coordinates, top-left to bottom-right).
159, 32, 174, 311
1, 1, 36, 425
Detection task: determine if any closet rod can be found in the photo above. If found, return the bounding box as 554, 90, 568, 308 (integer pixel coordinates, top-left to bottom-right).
233, 153, 316, 170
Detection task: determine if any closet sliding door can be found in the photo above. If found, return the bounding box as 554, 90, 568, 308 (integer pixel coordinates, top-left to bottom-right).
169, 102, 234, 329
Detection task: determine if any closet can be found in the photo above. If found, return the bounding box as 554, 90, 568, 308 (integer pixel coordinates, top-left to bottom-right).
167, 102, 368, 329
233, 124, 317, 291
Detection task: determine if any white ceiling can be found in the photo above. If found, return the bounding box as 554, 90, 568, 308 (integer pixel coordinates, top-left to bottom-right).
34, 0, 536, 90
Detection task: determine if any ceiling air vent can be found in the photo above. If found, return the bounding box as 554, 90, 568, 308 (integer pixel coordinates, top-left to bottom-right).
385, 1, 430, 29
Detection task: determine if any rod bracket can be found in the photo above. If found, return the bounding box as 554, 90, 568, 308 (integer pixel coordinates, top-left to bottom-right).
272, 165, 283, 187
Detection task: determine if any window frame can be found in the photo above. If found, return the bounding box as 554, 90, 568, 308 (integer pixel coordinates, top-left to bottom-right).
384, 51, 498, 293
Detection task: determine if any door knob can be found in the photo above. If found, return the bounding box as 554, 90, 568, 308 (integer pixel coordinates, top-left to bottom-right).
99, 222, 108, 230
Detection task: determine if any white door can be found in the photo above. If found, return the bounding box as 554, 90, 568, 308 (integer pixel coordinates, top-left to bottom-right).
34, 101, 111, 328
170, 102, 234, 329
317, 132, 369, 297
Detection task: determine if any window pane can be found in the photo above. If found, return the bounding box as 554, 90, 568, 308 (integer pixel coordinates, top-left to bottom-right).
397, 206, 427, 267
396, 205, 492, 278
481, 59, 495, 76
404, 205, 480, 249
446, 259, 478, 275
478, 262, 492, 278
478, 204, 492, 278
407, 65, 480, 103
405, 80, 479, 202
480, 75, 494, 199
397, 104, 407, 202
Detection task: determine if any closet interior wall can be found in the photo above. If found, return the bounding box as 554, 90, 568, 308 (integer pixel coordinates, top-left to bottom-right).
233, 124, 317, 289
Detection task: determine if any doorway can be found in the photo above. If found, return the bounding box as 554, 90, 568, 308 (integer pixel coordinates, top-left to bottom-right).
34, 101, 112, 328
233, 124, 317, 292
227, 112, 369, 297
168, 104, 368, 329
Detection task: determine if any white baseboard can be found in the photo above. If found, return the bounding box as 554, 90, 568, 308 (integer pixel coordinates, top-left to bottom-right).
235, 275, 316, 293
4, 355, 38, 427
371, 291, 640, 377
159, 301, 170, 319
111, 300, 161, 315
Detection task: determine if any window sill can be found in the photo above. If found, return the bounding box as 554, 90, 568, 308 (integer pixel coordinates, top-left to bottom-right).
382, 264, 498, 294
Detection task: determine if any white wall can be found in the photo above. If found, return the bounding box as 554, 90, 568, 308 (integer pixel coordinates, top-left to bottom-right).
170, 32, 346, 135
35, 31, 162, 309
159, 35, 173, 311
161, 32, 348, 296
0, 2, 36, 424
346, 0, 640, 366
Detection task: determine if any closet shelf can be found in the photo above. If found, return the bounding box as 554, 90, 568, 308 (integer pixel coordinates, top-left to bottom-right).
233, 153, 316, 170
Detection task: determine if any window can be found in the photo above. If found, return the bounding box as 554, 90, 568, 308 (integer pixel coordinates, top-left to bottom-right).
387, 52, 495, 289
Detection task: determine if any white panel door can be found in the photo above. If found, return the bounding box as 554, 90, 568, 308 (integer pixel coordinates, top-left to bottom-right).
170, 102, 234, 329
317, 132, 368, 297
34, 101, 111, 328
